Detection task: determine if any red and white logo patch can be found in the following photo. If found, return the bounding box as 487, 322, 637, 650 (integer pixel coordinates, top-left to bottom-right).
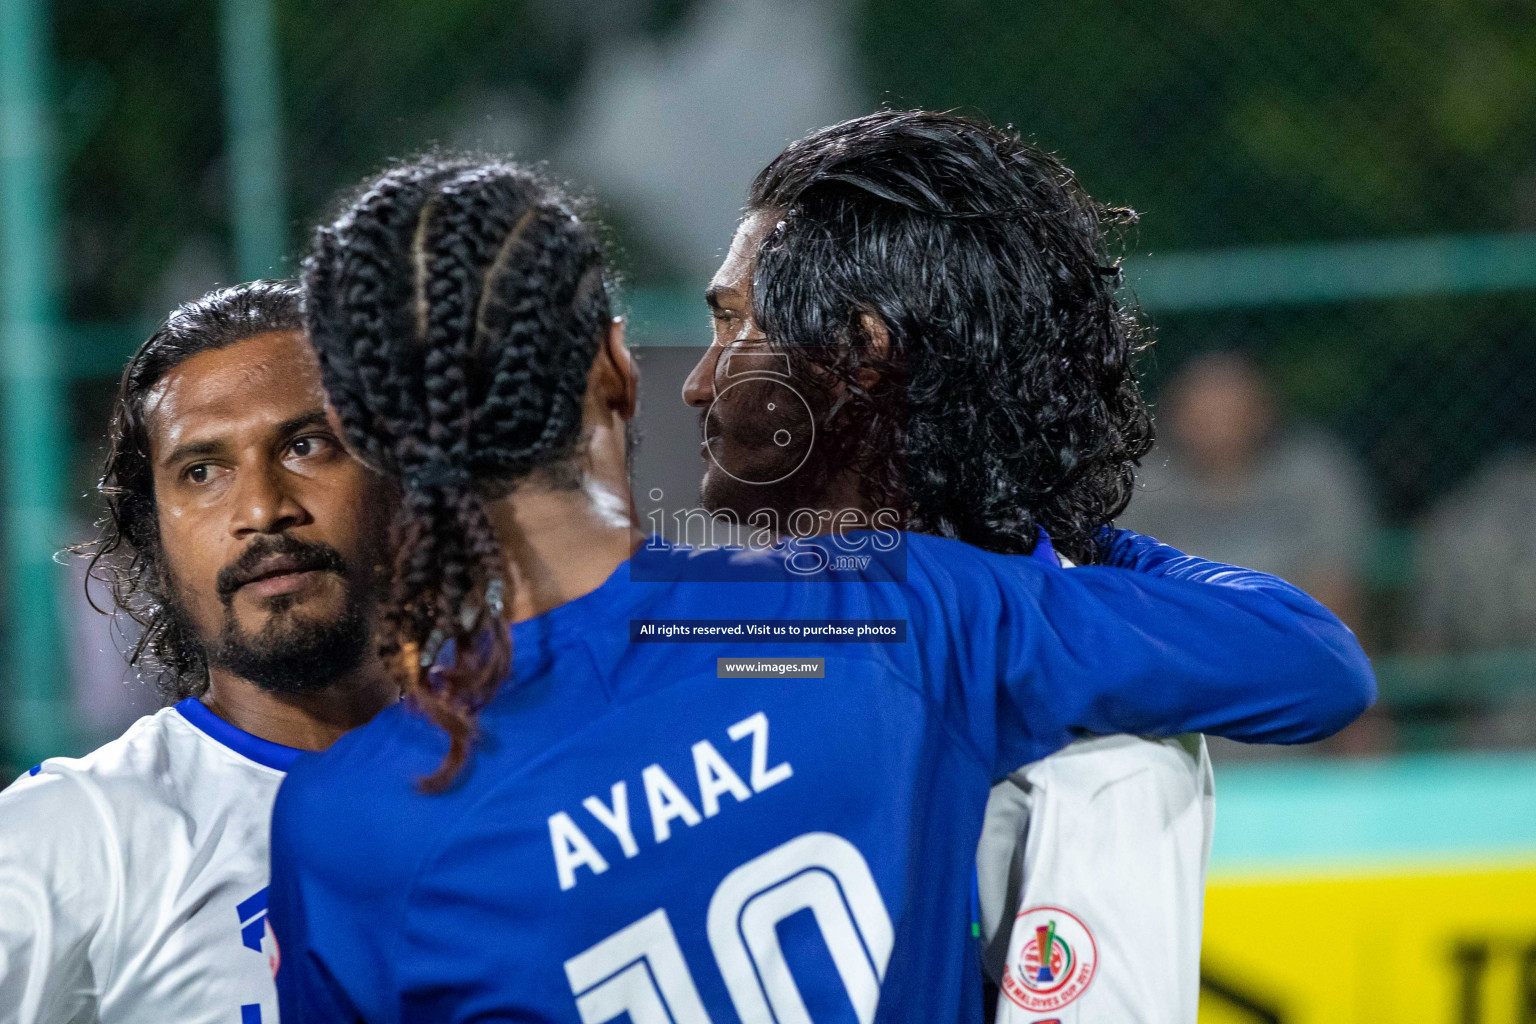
264, 920, 281, 978
1000, 906, 1097, 1014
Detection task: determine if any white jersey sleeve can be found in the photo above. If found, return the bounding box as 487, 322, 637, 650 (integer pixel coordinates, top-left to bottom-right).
0, 769, 120, 1024
0, 703, 290, 1024
977, 734, 1214, 1023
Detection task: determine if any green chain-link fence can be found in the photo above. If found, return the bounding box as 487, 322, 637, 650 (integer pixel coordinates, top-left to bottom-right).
5, 0, 1535, 772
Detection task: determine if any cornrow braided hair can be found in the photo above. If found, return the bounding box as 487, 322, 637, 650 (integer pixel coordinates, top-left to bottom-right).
303, 157, 610, 790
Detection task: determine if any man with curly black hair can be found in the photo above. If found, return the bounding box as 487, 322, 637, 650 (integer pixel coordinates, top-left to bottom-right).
684, 110, 1211, 1022
0, 281, 397, 1024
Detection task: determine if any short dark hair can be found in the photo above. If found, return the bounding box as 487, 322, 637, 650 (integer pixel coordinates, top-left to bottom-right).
747, 109, 1153, 565
87, 280, 305, 702
302, 156, 610, 790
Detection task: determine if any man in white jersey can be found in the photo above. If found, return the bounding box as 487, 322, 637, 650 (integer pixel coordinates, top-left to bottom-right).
0, 281, 396, 1024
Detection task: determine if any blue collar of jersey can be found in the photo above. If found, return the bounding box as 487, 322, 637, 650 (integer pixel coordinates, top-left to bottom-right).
174, 697, 306, 772
1031, 531, 1061, 567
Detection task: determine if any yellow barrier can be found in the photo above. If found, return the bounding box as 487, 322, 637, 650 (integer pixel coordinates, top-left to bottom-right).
1199, 862, 1536, 1023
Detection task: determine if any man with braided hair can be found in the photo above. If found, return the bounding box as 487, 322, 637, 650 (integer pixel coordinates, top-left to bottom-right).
267, 155, 1373, 1024
0, 281, 398, 1024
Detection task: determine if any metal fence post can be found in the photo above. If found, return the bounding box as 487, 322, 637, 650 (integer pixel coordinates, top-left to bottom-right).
0, 0, 71, 768
218, 0, 287, 281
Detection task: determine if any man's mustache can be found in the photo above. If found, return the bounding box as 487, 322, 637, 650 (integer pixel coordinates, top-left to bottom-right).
215, 534, 348, 602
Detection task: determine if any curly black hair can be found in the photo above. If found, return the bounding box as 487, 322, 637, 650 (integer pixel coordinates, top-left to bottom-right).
87, 280, 306, 702
302, 156, 610, 790
747, 109, 1154, 566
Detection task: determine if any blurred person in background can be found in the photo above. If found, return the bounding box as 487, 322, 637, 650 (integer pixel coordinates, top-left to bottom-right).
0, 282, 397, 1024
1415, 449, 1536, 653
1125, 351, 1375, 633
1413, 450, 1536, 749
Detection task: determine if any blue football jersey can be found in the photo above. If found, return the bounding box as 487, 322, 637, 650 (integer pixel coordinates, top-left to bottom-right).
269, 531, 1371, 1024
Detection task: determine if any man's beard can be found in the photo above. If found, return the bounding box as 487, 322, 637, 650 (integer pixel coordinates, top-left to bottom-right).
699, 450, 831, 525
208, 591, 370, 695
169, 535, 373, 695
698, 373, 839, 526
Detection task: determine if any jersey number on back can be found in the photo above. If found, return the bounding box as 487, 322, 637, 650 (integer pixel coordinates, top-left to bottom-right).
563, 832, 893, 1024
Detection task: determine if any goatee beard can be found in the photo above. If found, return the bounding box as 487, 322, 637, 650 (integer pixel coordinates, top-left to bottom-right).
169, 536, 373, 695
206, 594, 371, 695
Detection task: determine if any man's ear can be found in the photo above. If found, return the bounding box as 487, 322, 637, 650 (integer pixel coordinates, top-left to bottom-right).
855, 311, 891, 390
601, 317, 639, 420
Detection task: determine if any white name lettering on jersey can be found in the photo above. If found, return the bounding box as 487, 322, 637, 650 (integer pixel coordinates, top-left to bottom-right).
549, 711, 793, 891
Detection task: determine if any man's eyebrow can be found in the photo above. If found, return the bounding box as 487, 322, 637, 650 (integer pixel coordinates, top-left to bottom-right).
158, 410, 329, 468
705, 284, 744, 311
274, 409, 329, 438
160, 437, 225, 467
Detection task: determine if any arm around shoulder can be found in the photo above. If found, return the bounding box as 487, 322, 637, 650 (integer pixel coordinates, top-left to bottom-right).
1098, 527, 1376, 742
970, 532, 1374, 773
